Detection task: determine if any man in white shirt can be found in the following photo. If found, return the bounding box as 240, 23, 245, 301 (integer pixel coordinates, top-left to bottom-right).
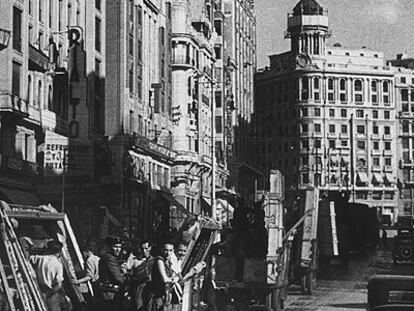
30, 240, 65, 311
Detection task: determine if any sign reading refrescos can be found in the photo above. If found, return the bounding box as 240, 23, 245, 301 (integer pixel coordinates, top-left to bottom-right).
43, 131, 92, 177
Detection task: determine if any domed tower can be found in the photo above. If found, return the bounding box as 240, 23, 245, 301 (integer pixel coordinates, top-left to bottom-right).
285, 0, 330, 56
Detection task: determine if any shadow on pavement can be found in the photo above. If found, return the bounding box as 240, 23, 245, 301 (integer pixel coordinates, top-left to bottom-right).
328, 303, 367, 309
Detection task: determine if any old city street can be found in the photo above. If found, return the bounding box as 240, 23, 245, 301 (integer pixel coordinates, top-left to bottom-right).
285, 248, 414, 310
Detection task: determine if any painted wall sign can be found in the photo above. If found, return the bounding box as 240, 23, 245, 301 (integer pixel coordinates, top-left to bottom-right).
42, 131, 92, 177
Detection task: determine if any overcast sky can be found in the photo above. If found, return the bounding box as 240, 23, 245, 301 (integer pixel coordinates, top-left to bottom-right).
256, 0, 414, 68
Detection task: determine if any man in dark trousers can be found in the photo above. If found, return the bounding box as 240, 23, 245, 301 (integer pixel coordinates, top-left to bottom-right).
99, 237, 129, 311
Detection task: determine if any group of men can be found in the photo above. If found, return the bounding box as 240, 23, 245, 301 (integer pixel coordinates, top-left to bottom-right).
77, 238, 189, 311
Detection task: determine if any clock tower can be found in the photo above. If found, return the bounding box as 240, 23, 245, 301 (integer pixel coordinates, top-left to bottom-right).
285, 0, 330, 57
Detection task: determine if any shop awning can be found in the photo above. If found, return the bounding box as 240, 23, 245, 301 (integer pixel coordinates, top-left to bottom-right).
0, 187, 40, 206
357, 172, 368, 184
157, 190, 191, 216
384, 173, 395, 185
202, 197, 234, 223
372, 173, 383, 184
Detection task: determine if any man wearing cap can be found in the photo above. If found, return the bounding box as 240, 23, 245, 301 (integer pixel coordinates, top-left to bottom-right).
30, 239, 65, 311
99, 237, 128, 311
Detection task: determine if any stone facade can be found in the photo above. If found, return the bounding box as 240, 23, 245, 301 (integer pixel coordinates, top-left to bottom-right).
255, 0, 400, 221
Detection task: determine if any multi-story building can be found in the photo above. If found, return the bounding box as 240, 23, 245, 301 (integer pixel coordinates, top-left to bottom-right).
170, 0, 229, 217
222, 0, 261, 203
104, 0, 182, 242
388, 54, 414, 218
0, 0, 99, 225
255, 0, 399, 220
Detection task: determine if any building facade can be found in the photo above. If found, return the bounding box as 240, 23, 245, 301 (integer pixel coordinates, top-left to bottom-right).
222, 0, 261, 203
388, 55, 414, 219
255, 0, 399, 220
104, 0, 183, 242
169, 0, 228, 217
0, 0, 100, 219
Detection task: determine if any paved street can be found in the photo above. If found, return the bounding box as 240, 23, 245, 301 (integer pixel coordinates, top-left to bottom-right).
286, 281, 367, 311
285, 247, 414, 310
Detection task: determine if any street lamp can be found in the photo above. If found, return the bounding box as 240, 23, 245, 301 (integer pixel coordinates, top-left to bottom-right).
0, 28, 11, 50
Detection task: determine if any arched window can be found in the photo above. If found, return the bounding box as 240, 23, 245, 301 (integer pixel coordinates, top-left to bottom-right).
37, 81, 42, 108
27, 75, 32, 105
354, 79, 363, 92
48, 85, 53, 111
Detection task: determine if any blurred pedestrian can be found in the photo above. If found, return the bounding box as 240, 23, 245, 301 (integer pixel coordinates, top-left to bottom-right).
72, 242, 100, 309
149, 242, 175, 311
132, 241, 155, 311
99, 237, 130, 311
30, 240, 71, 311
170, 243, 187, 311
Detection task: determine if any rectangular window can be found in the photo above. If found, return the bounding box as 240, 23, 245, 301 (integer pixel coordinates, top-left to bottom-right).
373, 141, 379, 150
49, 0, 53, 27
314, 107, 321, 117
341, 124, 347, 133
373, 158, 380, 166
329, 124, 335, 133
356, 110, 364, 118
384, 126, 390, 135
384, 111, 390, 119
329, 140, 336, 149
341, 140, 348, 147
357, 141, 365, 150
373, 110, 378, 119
13, 7, 22, 52
371, 94, 377, 103
314, 140, 321, 148
357, 125, 365, 134
385, 158, 392, 166
302, 124, 308, 133
95, 18, 101, 52
302, 107, 308, 117
373, 125, 378, 134
384, 142, 391, 150
329, 109, 335, 117
38, 31, 43, 50
341, 109, 347, 118
402, 89, 409, 101
67, 3, 72, 26
12, 61, 21, 96
411, 90, 414, 102
314, 124, 321, 133
39, 0, 44, 22
401, 77, 406, 84
215, 116, 222, 133
58, 0, 64, 31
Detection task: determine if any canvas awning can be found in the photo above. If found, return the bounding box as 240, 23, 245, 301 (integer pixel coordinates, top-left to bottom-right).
357, 172, 368, 184
157, 190, 191, 216
372, 173, 383, 185
384, 173, 395, 185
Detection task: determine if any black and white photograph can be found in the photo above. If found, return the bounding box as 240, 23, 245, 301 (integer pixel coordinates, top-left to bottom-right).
0, 0, 414, 310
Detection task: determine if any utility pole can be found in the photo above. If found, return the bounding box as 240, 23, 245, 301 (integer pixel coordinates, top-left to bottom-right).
211, 70, 216, 221
350, 114, 355, 203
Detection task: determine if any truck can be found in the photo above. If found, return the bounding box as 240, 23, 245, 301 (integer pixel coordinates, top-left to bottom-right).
211, 170, 312, 311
